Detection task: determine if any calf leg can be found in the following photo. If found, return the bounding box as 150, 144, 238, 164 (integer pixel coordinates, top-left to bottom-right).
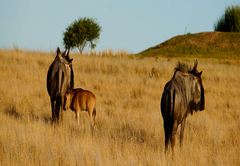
92, 108, 96, 126
89, 110, 95, 128
76, 110, 80, 124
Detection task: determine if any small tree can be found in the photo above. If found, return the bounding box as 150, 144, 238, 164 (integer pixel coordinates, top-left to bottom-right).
63, 17, 102, 54
214, 5, 240, 32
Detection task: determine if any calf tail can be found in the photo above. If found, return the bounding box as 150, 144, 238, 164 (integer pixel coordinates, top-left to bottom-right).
92, 104, 96, 118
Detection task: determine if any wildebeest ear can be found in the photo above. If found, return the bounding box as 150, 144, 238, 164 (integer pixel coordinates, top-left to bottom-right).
68, 58, 73, 63
197, 71, 202, 77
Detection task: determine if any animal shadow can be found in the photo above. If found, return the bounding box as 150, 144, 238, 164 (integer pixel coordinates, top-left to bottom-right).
4, 104, 21, 120
4, 104, 51, 124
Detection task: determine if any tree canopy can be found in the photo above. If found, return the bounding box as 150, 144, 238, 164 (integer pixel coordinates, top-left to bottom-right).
214, 5, 240, 32
63, 17, 102, 54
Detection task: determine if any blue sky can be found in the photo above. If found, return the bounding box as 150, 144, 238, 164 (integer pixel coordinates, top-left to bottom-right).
0, 0, 239, 53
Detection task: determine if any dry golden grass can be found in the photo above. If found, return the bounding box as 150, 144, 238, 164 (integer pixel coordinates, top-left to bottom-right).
0, 48, 239, 165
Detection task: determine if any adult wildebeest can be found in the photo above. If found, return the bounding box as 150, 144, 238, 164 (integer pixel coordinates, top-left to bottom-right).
47, 47, 74, 123
161, 59, 205, 153
64, 88, 96, 128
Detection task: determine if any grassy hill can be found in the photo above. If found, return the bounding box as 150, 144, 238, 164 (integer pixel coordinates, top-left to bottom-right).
138, 31, 240, 59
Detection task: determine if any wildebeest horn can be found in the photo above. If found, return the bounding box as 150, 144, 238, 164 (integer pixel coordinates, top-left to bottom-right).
57, 47, 61, 54
193, 59, 198, 70
56, 47, 63, 59
63, 49, 67, 56
65, 47, 70, 60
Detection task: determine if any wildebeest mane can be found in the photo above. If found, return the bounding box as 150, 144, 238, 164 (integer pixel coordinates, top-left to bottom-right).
175, 62, 194, 74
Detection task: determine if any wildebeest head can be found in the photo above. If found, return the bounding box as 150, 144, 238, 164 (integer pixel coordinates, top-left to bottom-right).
64, 47, 73, 64
174, 59, 205, 112
55, 47, 74, 91
55, 47, 73, 64
190, 60, 205, 111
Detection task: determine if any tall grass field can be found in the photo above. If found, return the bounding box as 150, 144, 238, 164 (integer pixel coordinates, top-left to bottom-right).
0, 48, 239, 165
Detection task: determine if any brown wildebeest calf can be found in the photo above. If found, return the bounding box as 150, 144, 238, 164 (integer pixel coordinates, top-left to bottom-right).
64, 88, 96, 128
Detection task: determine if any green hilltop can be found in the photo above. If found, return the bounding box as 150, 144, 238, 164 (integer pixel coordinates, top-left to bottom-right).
137, 32, 240, 59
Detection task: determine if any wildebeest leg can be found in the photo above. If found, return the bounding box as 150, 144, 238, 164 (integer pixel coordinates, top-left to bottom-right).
171, 122, 178, 153
55, 96, 61, 123
180, 118, 186, 148
60, 109, 63, 122
51, 98, 56, 124
60, 94, 65, 122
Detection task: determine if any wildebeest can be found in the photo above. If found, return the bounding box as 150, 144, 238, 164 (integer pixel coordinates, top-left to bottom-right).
161, 59, 205, 153
47, 47, 74, 123
64, 88, 96, 128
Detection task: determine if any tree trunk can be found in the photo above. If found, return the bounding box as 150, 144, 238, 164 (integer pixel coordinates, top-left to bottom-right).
77, 41, 88, 55
77, 46, 82, 54
81, 40, 87, 54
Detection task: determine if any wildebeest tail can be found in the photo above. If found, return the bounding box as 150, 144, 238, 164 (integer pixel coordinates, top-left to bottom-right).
164, 89, 175, 119
161, 89, 171, 119
170, 89, 175, 119
55, 68, 65, 97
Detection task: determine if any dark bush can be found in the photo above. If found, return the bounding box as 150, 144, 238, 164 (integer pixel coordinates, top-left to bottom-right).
214, 5, 240, 32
